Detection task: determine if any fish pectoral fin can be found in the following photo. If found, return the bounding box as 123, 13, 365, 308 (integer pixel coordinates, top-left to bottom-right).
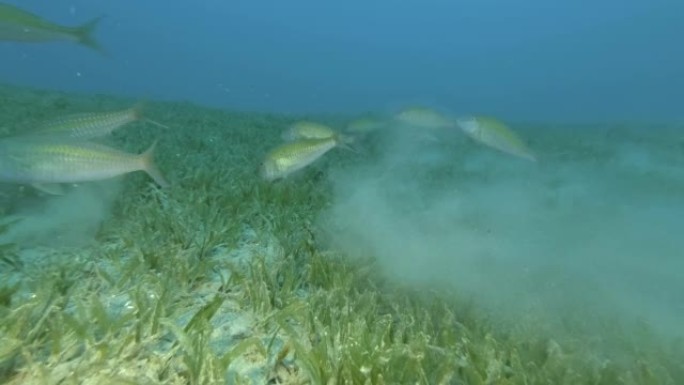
334, 135, 360, 153
144, 119, 170, 130
337, 142, 359, 153
31, 183, 67, 196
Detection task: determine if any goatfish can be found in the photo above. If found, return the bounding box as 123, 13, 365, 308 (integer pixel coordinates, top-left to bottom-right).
0, 3, 103, 53
28, 104, 168, 140
394, 106, 456, 129
282, 121, 337, 141
0, 137, 169, 192
456, 116, 536, 161
346, 116, 387, 134
281, 120, 354, 145
260, 136, 343, 181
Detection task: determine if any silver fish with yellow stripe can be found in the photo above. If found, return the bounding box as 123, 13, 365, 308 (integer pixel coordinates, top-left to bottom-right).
28, 104, 168, 140
260, 136, 344, 181
281, 120, 354, 147
346, 116, 387, 134
282, 121, 337, 141
0, 137, 168, 189
394, 106, 456, 129
456, 116, 536, 161
0, 3, 103, 53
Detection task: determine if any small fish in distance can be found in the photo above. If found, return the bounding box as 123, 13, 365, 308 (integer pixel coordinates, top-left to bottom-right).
456, 116, 537, 161
0, 2, 104, 53
394, 106, 456, 129
281, 120, 354, 146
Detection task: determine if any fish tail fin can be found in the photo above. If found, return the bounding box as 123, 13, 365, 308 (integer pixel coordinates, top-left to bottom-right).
139, 140, 169, 188
131, 101, 169, 129
74, 16, 106, 55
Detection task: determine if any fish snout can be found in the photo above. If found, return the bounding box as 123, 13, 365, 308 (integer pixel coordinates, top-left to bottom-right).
259, 160, 279, 181
455, 117, 479, 135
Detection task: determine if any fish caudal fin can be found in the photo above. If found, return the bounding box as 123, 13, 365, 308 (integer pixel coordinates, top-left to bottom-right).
139, 140, 169, 188
74, 16, 106, 55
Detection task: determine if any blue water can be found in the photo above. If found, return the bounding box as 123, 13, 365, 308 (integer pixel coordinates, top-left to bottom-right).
1, 0, 683, 123
2, 2, 684, 382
